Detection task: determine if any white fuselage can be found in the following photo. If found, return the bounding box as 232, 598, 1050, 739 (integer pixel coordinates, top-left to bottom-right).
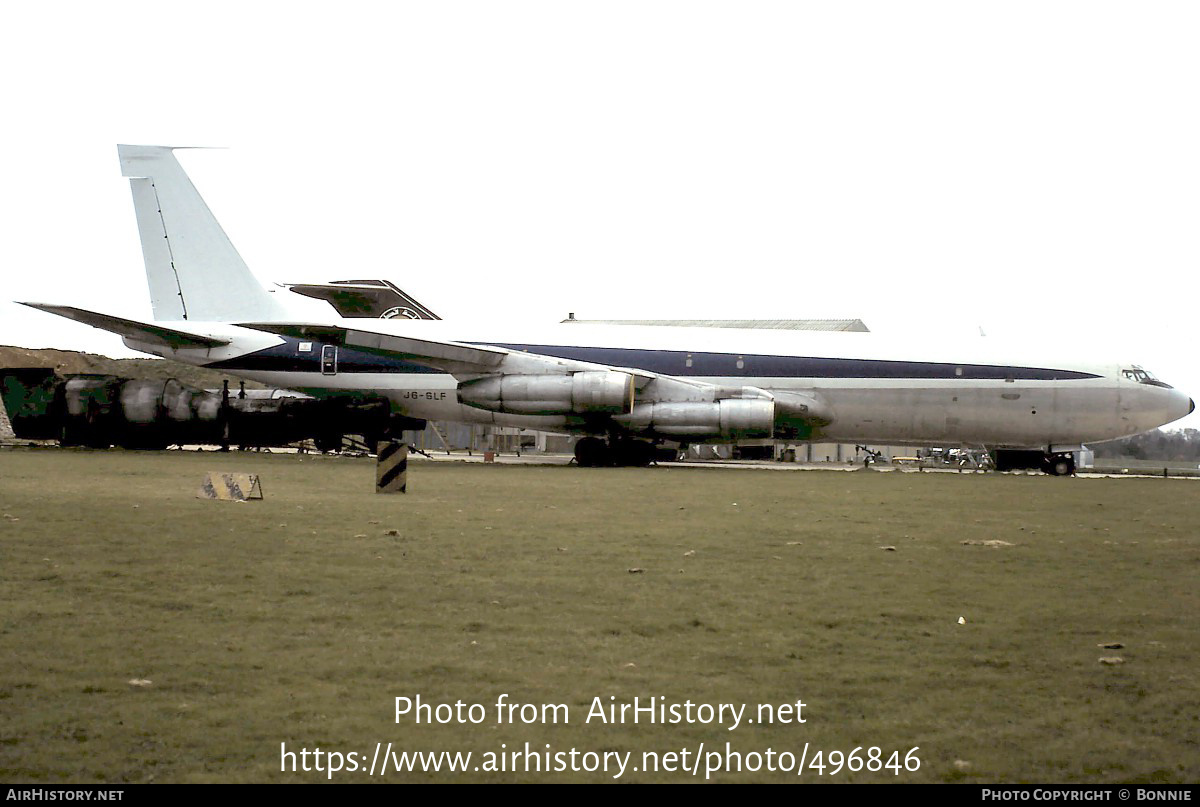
126, 320, 1192, 449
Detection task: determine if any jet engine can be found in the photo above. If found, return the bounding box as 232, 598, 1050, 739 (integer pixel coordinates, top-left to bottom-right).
771, 390, 834, 440
458, 371, 635, 415
617, 398, 776, 439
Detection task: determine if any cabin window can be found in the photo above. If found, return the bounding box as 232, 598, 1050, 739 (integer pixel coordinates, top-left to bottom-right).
736, 356, 745, 370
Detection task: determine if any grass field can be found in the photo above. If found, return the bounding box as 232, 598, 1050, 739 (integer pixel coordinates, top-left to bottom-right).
0, 449, 1196, 783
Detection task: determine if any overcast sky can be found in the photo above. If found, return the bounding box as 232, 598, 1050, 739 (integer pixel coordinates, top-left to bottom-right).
2, 2, 1197, 428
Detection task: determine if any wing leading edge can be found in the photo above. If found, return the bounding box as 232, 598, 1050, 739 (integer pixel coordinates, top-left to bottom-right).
239, 321, 833, 441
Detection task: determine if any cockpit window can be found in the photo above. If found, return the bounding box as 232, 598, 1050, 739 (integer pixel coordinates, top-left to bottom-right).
1122, 366, 1173, 388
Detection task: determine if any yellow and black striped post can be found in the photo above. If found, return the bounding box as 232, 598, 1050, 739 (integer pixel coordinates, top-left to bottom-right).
376, 441, 408, 494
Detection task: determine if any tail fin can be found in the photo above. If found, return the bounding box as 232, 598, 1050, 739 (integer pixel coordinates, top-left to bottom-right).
117, 145, 291, 323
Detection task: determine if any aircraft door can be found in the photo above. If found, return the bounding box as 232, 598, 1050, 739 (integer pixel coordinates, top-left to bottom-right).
321, 345, 338, 375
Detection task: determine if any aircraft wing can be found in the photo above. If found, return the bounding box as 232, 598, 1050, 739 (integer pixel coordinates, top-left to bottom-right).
241, 321, 676, 385
241, 321, 833, 438
20, 303, 231, 349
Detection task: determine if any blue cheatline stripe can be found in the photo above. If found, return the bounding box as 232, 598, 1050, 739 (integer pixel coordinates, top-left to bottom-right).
205, 339, 441, 375
207, 337, 1100, 381
482, 344, 1101, 381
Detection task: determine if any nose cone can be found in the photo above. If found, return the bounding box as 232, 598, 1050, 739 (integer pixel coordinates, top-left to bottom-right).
1122, 385, 1195, 434
1167, 389, 1194, 425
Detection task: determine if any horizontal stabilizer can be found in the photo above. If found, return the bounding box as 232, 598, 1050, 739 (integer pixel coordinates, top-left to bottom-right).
20, 303, 230, 349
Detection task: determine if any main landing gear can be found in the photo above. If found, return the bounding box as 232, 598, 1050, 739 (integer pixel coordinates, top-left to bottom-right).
574, 437, 657, 467
993, 449, 1076, 476
1041, 453, 1076, 477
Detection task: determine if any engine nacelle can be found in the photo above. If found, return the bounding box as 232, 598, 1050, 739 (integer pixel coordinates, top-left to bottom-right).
617, 398, 775, 439
458, 371, 635, 416
771, 390, 834, 439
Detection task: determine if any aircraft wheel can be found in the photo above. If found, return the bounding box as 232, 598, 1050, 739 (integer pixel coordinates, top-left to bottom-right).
574, 437, 610, 467
315, 433, 343, 453
612, 440, 655, 467
654, 446, 682, 463
1043, 453, 1075, 476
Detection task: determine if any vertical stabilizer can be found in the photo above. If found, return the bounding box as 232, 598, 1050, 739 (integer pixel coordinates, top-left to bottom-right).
117, 145, 290, 322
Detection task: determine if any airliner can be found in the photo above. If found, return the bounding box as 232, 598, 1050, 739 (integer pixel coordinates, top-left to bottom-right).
21, 145, 1194, 473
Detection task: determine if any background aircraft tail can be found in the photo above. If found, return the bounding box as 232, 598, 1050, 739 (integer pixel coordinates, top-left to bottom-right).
284, 279, 441, 320
117, 145, 291, 323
